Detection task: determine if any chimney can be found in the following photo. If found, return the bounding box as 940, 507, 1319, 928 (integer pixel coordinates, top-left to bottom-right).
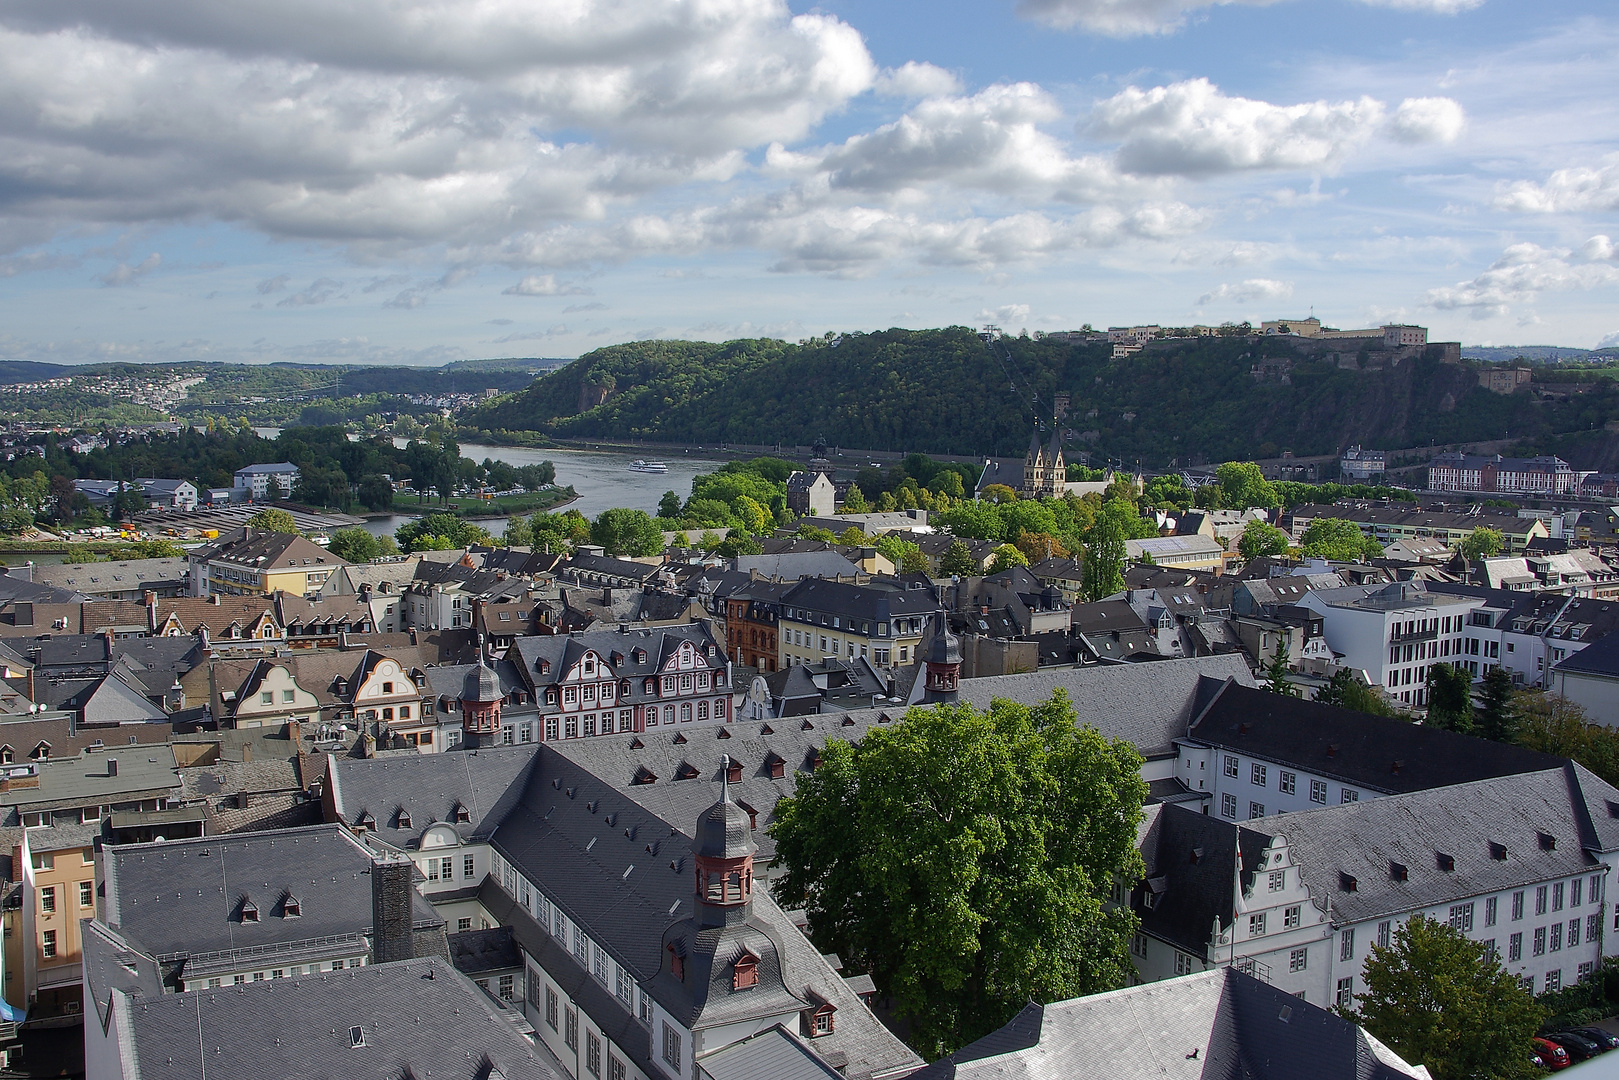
370, 857, 415, 964
145, 591, 158, 632
211, 593, 221, 605
107, 758, 118, 777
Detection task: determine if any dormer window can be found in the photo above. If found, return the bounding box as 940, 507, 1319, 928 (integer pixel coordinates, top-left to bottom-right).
1538, 832, 1556, 851
1436, 852, 1455, 872
454, 804, 471, 824
732, 950, 760, 990
766, 753, 786, 780
668, 942, 685, 982
804, 1001, 835, 1037
396, 809, 412, 829
726, 759, 743, 783
282, 894, 301, 918
356, 811, 376, 830
240, 898, 260, 923
31, 742, 50, 761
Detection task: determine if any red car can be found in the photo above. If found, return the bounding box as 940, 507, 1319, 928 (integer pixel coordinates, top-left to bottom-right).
1534, 1037, 1572, 1070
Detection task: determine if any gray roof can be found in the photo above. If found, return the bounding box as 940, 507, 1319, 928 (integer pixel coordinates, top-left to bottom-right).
1253, 763, 1619, 925
102, 823, 441, 967
111, 953, 565, 1080
0, 746, 182, 816
24, 558, 188, 594
698, 1025, 845, 1080
326, 745, 539, 844
912, 968, 1425, 1080
1554, 628, 1619, 679
731, 551, 863, 580
1136, 803, 1270, 960
779, 576, 940, 622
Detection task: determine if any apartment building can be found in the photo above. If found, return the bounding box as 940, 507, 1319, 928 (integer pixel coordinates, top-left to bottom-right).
1297, 581, 1483, 706
187, 528, 346, 598
231, 462, 300, 500
775, 576, 941, 670
1427, 452, 1577, 496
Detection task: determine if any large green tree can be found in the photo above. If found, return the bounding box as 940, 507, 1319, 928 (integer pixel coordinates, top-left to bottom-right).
770, 690, 1146, 1058
1298, 516, 1382, 562
1458, 526, 1505, 561
939, 539, 980, 578
1352, 915, 1545, 1080
1262, 638, 1299, 696
987, 543, 1029, 574
1237, 519, 1292, 561
1424, 663, 1474, 733
1315, 668, 1402, 717
590, 507, 665, 557
248, 507, 300, 535
1081, 514, 1126, 602
1475, 666, 1518, 742
1215, 461, 1281, 509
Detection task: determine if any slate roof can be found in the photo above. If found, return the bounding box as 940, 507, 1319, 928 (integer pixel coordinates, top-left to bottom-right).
1185, 680, 1567, 795
1554, 627, 1619, 678
698, 1026, 844, 1080
192, 528, 343, 574
326, 744, 539, 845
449, 926, 522, 975
102, 823, 442, 966
1252, 763, 1619, 925
732, 552, 863, 580
25, 558, 188, 595
0, 746, 182, 818
109, 953, 565, 1080
1136, 802, 1270, 959
911, 968, 1426, 1080
779, 576, 940, 622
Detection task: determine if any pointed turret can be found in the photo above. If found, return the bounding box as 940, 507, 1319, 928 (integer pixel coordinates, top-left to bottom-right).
922, 613, 962, 703
692, 755, 757, 928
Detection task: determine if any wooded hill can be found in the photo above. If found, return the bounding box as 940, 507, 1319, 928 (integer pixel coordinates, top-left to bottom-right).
467, 328, 1619, 468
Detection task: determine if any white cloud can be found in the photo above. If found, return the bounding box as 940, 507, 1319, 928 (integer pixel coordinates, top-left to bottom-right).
98, 252, 160, 286
875, 62, 961, 99
1388, 97, 1466, 144
1016, 0, 1476, 36
1426, 236, 1619, 318
1598, 331, 1619, 349
1494, 155, 1619, 214
276, 277, 345, 307
502, 274, 590, 296
255, 274, 290, 294
979, 303, 1032, 325
1197, 278, 1292, 304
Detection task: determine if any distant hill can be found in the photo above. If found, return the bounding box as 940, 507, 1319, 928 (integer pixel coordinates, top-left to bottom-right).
0, 360, 71, 385
1462, 346, 1619, 364
466, 328, 1619, 468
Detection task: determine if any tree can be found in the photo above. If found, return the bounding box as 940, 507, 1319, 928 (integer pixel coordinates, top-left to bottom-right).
1315, 668, 1402, 717
939, 539, 979, 578
733, 495, 771, 535
795, 523, 836, 543
980, 483, 1018, 504
1424, 663, 1474, 733
987, 543, 1029, 574
1458, 526, 1504, 562
529, 509, 590, 553
395, 512, 492, 553
658, 490, 683, 520
770, 690, 1146, 1057
1512, 692, 1619, 788
503, 515, 534, 547
1215, 461, 1280, 509
714, 530, 764, 557
357, 474, 395, 510
1140, 474, 1192, 513
841, 485, 870, 513
248, 507, 300, 535
1081, 514, 1126, 602
590, 508, 665, 557
1352, 915, 1545, 1080
1298, 516, 1381, 562
1237, 519, 1291, 561
1014, 531, 1068, 564
1263, 638, 1299, 696
1475, 666, 1518, 742
327, 527, 381, 564
837, 526, 867, 545
876, 533, 928, 574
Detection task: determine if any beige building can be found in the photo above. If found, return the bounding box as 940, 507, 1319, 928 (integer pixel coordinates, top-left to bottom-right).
187, 528, 346, 599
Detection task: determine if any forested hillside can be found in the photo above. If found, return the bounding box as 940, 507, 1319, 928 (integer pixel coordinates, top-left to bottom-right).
469, 328, 1619, 468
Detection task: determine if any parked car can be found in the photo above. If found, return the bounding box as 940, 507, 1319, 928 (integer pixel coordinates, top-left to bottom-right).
1534, 1037, 1572, 1069
1546, 1031, 1603, 1062
1567, 1027, 1619, 1052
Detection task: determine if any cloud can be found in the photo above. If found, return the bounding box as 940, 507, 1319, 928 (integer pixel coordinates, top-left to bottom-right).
1494, 155, 1619, 214
1197, 278, 1292, 304
1388, 97, 1466, 144
487, 318, 513, 326
979, 303, 1031, 325
1426, 236, 1619, 318
1087, 80, 1461, 177
98, 252, 161, 286
275, 277, 344, 307
493, 325, 569, 342
0, 251, 80, 277
502, 274, 590, 296
563, 301, 607, 313
255, 274, 290, 294
1016, 0, 1477, 36
1599, 331, 1619, 349
874, 62, 961, 99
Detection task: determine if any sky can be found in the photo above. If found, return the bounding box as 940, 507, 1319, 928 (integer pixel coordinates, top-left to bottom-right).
0, 0, 1616, 366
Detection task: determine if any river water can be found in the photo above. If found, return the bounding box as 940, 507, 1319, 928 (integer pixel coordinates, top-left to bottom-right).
358, 444, 729, 538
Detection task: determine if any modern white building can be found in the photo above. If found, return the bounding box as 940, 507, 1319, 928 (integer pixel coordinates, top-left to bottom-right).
1297, 581, 1483, 706
1551, 632, 1619, 727
233, 462, 300, 500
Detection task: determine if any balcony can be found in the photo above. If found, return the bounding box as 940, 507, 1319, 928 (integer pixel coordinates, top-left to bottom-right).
1388, 626, 1439, 645
1234, 957, 1271, 984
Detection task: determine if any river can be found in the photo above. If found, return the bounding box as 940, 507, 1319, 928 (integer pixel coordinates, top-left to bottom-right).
358, 444, 729, 538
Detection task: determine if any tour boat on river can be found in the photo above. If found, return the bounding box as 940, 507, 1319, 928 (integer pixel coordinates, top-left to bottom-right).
627, 459, 669, 473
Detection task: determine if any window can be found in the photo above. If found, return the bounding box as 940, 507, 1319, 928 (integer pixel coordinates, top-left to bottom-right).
593, 946, 608, 985
1592, 874, 1603, 904
1340, 928, 1354, 962
40, 886, 54, 914
616, 967, 633, 1006
1290, 948, 1308, 973
1509, 932, 1523, 962
1341, 789, 1358, 804
545, 986, 558, 1031
282, 689, 295, 703
1589, 913, 1601, 942
1573, 877, 1584, 907
1251, 763, 1267, 787
1378, 920, 1391, 949
1224, 755, 1238, 778
1533, 927, 1546, 956
1448, 903, 1474, 933
1284, 905, 1300, 928
586, 1031, 601, 1078
609, 1055, 626, 1080
1547, 969, 1563, 993
573, 925, 587, 962
1551, 922, 1563, 951
458, 917, 472, 933
1537, 885, 1549, 916
1174, 952, 1194, 976
1553, 882, 1565, 911
662, 1022, 682, 1070
80, 881, 93, 908
640, 991, 654, 1025
1249, 802, 1265, 820
260, 691, 274, 705
1485, 896, 1498, 927
1130, 932, 1147, 958
41, 930, 55, 958
1279, 771, 1296, 795
1513, 891, 1525, 921
1249, 913, 1266, 937
565, 1007, 578, 1051
464, 854, 476, 879
1310, 779, 1327, 804
1268, 870, 1285, 892
1221, 793, 1236, 818
1336, 978, 1353, 1010
1580, 962, 1596, 983
1483, 939, 1497, 961
1569, 918, 1581, 948
499, 974, 514, 1000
